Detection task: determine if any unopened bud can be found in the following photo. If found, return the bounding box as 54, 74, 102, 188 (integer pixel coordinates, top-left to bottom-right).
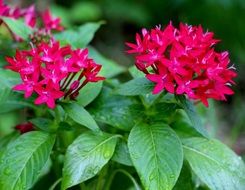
70, 80, 80, 90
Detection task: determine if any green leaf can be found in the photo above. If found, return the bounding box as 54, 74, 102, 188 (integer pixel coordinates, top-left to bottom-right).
183, 137, 245, 190
29, 118, 53, 132
0, 133, 18, 148
70, 2, 102, 23
171, 110, 202, 138
129, 66, 145, 79
54, 21, 103, 48
116, 78, 154, 96
63, 103, 100, 132
0, 98, 36, 114
176, 96, 209, 138
61, 132, 119, 189
88, 46, 125, 78
0, 131, 55, 190
173, 161, 194, 190
112, 139, 133, 166
78, 22, 104, 47
0, 69, 29, 112
76, 81, 103, 107
148, 102, 180, 123
88, 87, 144, 131
0, 132, 19, 158
128, 123, 183, 190
128, 66, 162, 107
106, 169, 141, 190
0, 68, 20, 88
1, 17, 33, 40
0, 87, 12, 104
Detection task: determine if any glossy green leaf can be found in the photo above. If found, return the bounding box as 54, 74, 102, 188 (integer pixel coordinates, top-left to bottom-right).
128, 123, 183, 190
1, 17, 33, 40
116, 78, 154, 96
63, 103, 100, 132
148, 102, 180, 123
88, 87, 144, 131
0, 132, 19, 150
88, 46, 125, 78
173, 161, 193, 190
76, 81, 103, 107
112, 139, 133, 166
29, 118, 53, 132
0, 131, 55, 190
54, 22, 103, 48
171, 110, 202, 138
61, 132, 119, 189
0, 132, 19, 159
129, 66, 145, 78
176, 96, 208, 137
183, 137, 245, 190
128, 66, 162, 107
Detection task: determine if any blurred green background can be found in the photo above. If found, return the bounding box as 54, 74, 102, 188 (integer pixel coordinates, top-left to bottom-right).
3, 0, 245, 155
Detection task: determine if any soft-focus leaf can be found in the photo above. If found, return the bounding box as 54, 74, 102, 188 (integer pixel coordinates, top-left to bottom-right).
1, 17, 33, 40
88, 46, 125, 78
0, 131, 55, 190
112, 139, 133, 166
76, 81, 103, 107
61, 132, 119, 189
176, 96, 209, 138
51, 5, 71, 28
128, 123, 183, 190
63, 103, 100, 132
54, 22, 103, 48
70, 1, 102, 22
116, 78, 154, 96
77, 22, 104, 47
88, 86, 144, 131
183, 137, 245, 190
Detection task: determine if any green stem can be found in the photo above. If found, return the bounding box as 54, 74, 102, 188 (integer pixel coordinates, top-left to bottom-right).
49, 178, 62, 190
54, 106, 61, 124
96, 165, 109, 190
104, 169, 141, 190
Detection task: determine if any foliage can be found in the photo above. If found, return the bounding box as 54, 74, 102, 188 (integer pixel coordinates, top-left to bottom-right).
0, 1, 244, 190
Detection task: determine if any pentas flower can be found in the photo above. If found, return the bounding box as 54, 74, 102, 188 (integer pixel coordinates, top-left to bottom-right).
0, 1, 63, 40
126, 22, 237, 106
0, 1, 36, 28
5, 40, 105, 109
41, 9, 63, 32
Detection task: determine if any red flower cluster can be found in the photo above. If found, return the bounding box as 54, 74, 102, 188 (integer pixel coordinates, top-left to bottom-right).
15, 122, 35, 134
126, 23, 237, 106
5, 40, 105, 108
0, 0, 62, 32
